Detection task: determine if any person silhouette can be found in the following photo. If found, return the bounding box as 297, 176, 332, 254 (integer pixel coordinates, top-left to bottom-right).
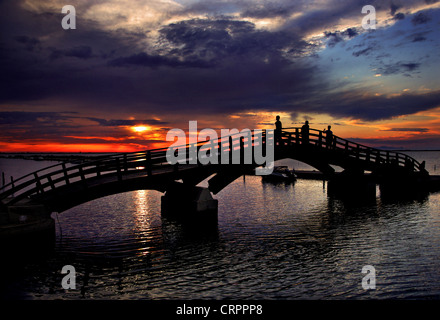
324, 125, 333, 148
275, 115, 282, 144
301, 120, 309, 144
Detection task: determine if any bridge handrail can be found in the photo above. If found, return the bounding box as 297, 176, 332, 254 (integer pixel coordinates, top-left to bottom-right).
280, 127, 423, 171
0, 130, 267, 202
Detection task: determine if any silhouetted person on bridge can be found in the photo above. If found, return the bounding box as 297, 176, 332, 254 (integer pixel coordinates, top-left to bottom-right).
324, 125, 333, 149
301, 120, 309, 144
275, 115, 282, 145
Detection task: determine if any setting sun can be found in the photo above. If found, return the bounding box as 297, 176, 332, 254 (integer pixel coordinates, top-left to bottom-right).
131, 125, 150, 133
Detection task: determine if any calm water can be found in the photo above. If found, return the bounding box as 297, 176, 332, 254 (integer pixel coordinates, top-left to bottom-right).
1, 152, 440, 300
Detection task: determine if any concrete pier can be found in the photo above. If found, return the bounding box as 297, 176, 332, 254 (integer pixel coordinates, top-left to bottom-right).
161, 183, 218, 221
327, 170, 376, 200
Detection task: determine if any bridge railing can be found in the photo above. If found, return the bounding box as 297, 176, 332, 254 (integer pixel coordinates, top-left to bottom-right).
0, 129, 270, 205
279, 128, 423, 171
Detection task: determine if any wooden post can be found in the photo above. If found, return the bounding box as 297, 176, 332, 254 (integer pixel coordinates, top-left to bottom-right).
295, 128, 299, 144
10, 176, 15, 197
240, 136, 245, 165
47, 175, 55, 190
34, 172, 44, 194
96, 163, 101, 177
229, 136, 233, 164
1, 172, 4, 188
79, 166, 86, 181
146, 151, 152, 176
123, 154, 128, 172
318, 131, 322, 148
62, 163, 70, 185
218, 140, 222, 164
116, 158, 122, 181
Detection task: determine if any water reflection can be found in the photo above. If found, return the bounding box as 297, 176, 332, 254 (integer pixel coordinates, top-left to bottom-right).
1, 168, 440, 299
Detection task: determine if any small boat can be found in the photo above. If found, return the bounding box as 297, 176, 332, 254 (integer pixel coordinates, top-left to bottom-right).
262, 166, 297, 182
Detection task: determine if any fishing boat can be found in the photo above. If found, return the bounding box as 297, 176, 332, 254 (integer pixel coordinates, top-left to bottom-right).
262, 166, 297, 182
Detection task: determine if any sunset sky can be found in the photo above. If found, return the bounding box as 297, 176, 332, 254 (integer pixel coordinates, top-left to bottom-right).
1, 0, 440, 152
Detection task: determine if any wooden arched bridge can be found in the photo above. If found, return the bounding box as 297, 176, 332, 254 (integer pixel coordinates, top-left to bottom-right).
0, 127, 430, 223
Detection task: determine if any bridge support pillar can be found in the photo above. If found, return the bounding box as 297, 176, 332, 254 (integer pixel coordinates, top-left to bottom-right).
378, 168, 430, 200
327, 169, 376, 200
161, 184, 218, 221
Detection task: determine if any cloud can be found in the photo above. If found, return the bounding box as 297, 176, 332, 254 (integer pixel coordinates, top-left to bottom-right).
299, 90, 440, 121
87, 118, 168, 126
14, 36, 41, 51
352, 46, 374, 57
393, 12, 406, 20
240, 1, 300, 19
0, 111, 77, 125
412, 11, 431, 24
108, 52, 215, 68
377, 61, 421, 76
380, 128, 430, 132
49, 46, 94, 60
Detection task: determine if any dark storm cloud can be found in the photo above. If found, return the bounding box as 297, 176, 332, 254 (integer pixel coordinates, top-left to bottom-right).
352, 46, 374, 57
393, 12, 406, 20
377, 61, 421, 75
390, 2, 402, 15
0, 111, 77, 125
108, 52, 215, 68
87, 118, 168, 126
300, 90, 440, 121
157, 18, 311, 62
14, 36, 41, 52
412, 11, 431, 24
49, 46, 94, 60
325, 29, 359, 48
380, 128, 429, 132
240, 2, 299, 18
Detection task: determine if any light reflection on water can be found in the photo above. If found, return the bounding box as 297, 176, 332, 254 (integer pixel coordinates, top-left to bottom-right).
1, 156, 440, 300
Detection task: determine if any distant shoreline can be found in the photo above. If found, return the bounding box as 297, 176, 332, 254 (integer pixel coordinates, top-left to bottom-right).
1, 150, 440, 155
